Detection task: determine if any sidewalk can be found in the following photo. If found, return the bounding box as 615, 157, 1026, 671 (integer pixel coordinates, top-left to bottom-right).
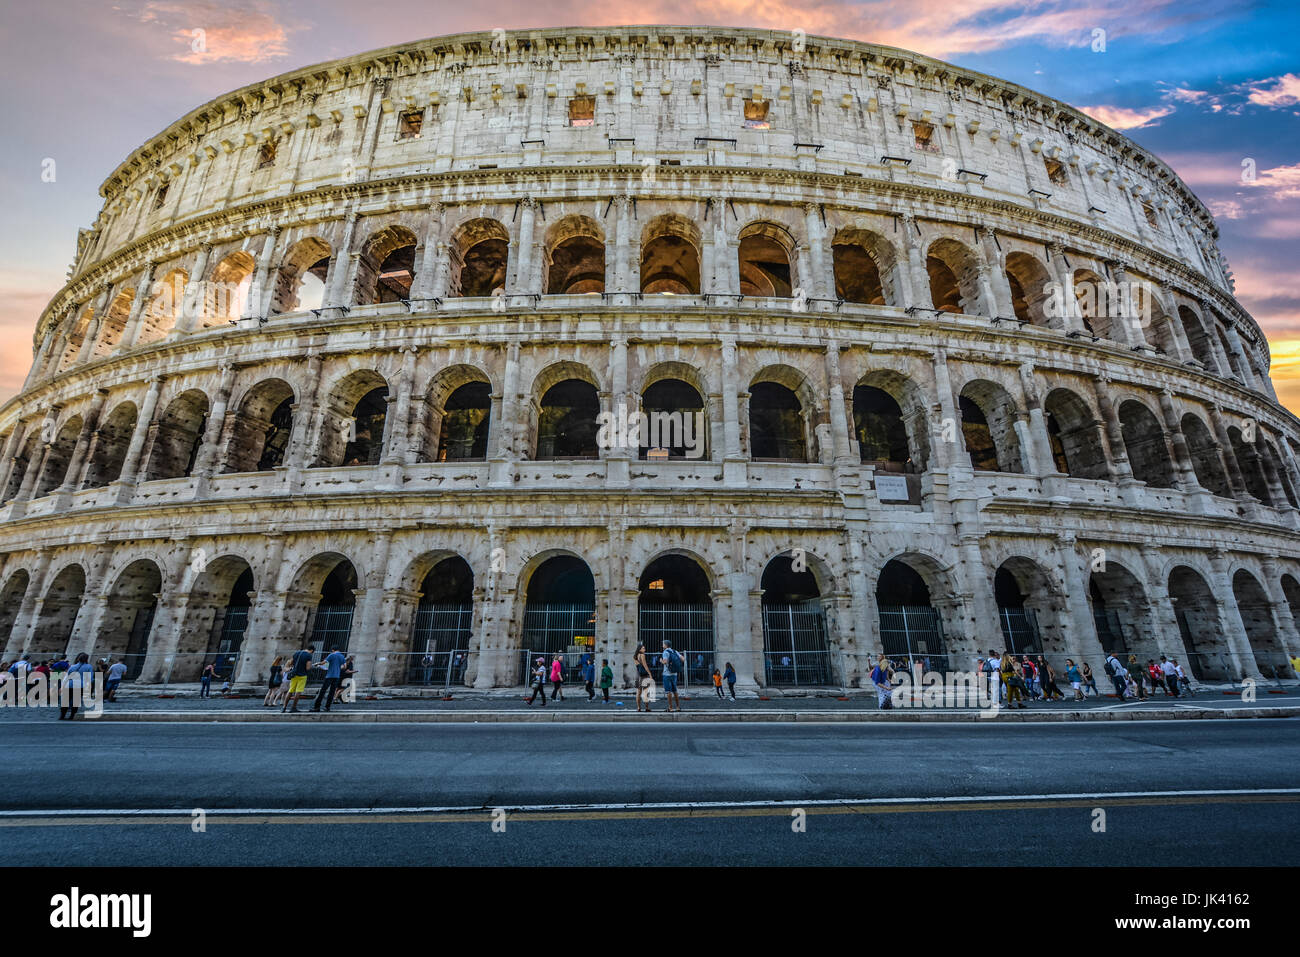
4, 681, 1297, 723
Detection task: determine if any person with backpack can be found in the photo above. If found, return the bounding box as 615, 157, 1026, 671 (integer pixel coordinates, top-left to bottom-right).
527, 657, 548, 706
281, 645, 315, 713
549, 654, 565, 701
871, 654, 894, 709
723, 661, 737, 700
581, 656, 595, 701
660, 640, 684, 713
599, 659, 613, 703
1104, 652, 1128, 698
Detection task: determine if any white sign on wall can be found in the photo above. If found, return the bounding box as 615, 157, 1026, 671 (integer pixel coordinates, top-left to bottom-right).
875, 474, 910, 502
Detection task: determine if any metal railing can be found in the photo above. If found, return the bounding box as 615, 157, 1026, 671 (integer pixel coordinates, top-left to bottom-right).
405, 648, 471, 689
761, 601, 834, 686
878, 604, 948, 662
998, 606, 1043, 655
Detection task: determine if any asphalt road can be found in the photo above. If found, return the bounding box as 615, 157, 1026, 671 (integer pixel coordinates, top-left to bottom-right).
2, 719, 1297, 865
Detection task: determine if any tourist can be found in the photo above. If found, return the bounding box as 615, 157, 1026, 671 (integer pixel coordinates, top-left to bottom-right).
1080, 661, 1099, 698
264, 656, 284, 707
9, 655, 30, 680
549, 654, 565, 701
871, 654, 894, 710
1173, 659, 1192, 696
1159, 656, 1180, 698
200, 661, 216, 698
281, 644, 315, 713
526, 657, 548, 706
599, 658, 613, 703
1104, 652, 1128, 698
712, 667, 724, 699
1064, 659, 1084, 701
633, 643, 653, 712
1147, 659, 1167, 695
335, 655, 356, 704
58, 653, 95, 720
581, 656, 595, 701
984, 650, 1003, 703
1021, 656, 1039, 699
660, 639, 684, 713
1001, 655, 1028, 709
312, 645, 347, 712
1126, 655, 1148, 699
104, 659, 127, 702
724, 661, 737, 700
420, 652, 435, 685
1039, 657, 1064, 701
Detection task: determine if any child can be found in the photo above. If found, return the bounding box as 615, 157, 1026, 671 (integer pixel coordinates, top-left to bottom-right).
712, 667, 724, 699
599, 659, 613, 703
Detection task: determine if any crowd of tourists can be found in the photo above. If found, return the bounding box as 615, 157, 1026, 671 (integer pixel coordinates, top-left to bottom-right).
2, 653, 128, 718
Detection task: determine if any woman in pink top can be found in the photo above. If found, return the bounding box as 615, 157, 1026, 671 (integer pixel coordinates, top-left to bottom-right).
549, 655, 565, 702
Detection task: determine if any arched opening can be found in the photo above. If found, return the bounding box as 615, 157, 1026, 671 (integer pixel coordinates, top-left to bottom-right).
521, 555, 596, 677
994, 559, 1066, 656
832, 228, 892, 305
1262, 441, 1299, 508
223, 379, 295, 474
959, 381, 1023, 473
272, 238, 331, 314
176, 557, 254, 682
1227, 425, 1271, 504
90, 289, 136, 358
761, 554, 830, 686
35, 416, 83, 497
56, 306, 96, 372
436, 382, 492, 461
876, 557, 949, 668
356, 226, 418, 305
536, 380, 599, 459
749, 381, 808, 462
1233, 569, 1289, 678
1004, 251, 1053, 326
0, 570, 30, 652
449, 219, 509, 298
927, 239, 983, 315
30, 564, 85, 658
737, 222, 794, 298
1180, 413, 1230, 497
144, 390, 209, 482
639, 379, 707, 460
1118, 399, 1177, 489
1216, 326, 1247, 382
638, 554, 715, 685
207, 250, 255, 324
1177, 305, 1219, 371
1043, 388, 1110, 480
544, 216, 605, 294
1168, 566, 1233, 681
853, 385, 910, 469
3, 433, 42, 502
1071, 268, 1110, 339
139, 268, 187, 344
640, 215, 701, 294
306, 558, 359, 654
409, 556, 475, 686
315, 372, 389, 469
1280, 575, 1300, 678
96, 559, 162, 680
1088, 562, 1157, 661
83, 402, 138, 489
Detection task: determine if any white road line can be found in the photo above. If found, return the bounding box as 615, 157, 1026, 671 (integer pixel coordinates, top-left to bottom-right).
3, 788, 1298, 818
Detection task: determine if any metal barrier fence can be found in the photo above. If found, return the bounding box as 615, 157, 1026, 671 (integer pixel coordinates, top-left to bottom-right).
638, 604, 715, 684
761, 601, 833, 687
405, 649, 471, 689
878, 604, 948, 663
998, 607, 1043, 655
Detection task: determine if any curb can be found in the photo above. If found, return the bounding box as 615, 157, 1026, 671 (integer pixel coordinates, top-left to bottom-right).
92, 706, 1300, 724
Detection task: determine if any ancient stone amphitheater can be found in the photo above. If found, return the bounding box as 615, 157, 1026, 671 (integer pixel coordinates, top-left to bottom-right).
1, 25, 1297, 693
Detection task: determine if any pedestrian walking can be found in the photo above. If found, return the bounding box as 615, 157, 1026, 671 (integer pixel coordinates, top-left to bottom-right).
660, 640, 684, 713
1081, 661, 1099, 697
871, 654, 894, 710
335, 655, 356, 704
724, 661, 737, 700
311, 646, 347, 712
1039, 657, 1064, 701
104, 659, 127, 701
1147, 659, 1166, 695
1002, 655, 1028, 708
58, 653, 95, 720
634, 642, 654, 712
549, 654, 565, 701
599, 658, 613, 703
264, 656, 284, 707
712, 667, 724, 699
582, 656, 595, 701
1104, 652, 1128, 698
526, 657, 548, 706
1159, 656, 1180, 698
281, 645, 315, 713
1064, 659, 1084, 701
1173, 659, 1192, 696
200, 661, 216, 698
1126, 655, 1148, 699
983, 650, 1003, 703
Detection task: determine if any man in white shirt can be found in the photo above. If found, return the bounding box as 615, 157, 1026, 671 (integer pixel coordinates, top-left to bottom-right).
985, 650, 1003, 703
105, 659, 128, 701
1105, 653, 1128, 697
1160, 656, 1180, 697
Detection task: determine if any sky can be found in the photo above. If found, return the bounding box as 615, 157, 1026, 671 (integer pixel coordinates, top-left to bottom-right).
0, 0, 1296, 408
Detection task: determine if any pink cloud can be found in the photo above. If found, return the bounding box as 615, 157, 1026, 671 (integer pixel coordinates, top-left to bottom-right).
1245, 73, 1300, 108
1078, 103, 1175, 129
1247, 162, 1300, 201
119, 0, 299, 65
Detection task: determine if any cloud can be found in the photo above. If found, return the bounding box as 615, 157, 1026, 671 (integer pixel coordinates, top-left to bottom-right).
1208, 199, 1245, 219
1245, 73, 1300, 108
1167, 86, 1209, 104
118, 0, 299, 64
1246, 162, 1300, 201
1078, 103, 1175, 129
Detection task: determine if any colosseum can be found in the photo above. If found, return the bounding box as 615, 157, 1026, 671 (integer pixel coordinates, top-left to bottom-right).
1, 25, 1298, 694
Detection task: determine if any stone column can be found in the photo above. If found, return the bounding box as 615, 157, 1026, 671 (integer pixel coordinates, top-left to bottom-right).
509, 197, 538, 302
244, 227, 282, 319
411, 203, 445, 301
284, 353, 325, 471
1156, 389, 1204, 500
606, 336, 632, 485
0, 425, 26, 499
1207, 550, 1260, 680
1016, 362, 1054, 476
349, 530, 393, 687
382, 347, 418, 466
725, 520, 759, 690
1054, 533, 1107, 666
118, 263, 157, 352
976, 228, 1015, 320
489, 341, 521, 487
233, 532, 288, 686
1139, 544, 1187, 661
1259, 558, 1300, 658
1044, 243, 1087, 332
77, 284, 113, 364
324, 211, 358, 308
59, 390, 108, 494
930, 348, 960, 470
113, 376, 164, 499
721, 336, 746, 486
610, 195, 633, 302
14, 408, 59, 506
824, 341, 854, 465
4, 549, 52, 659
1091, 377, 1135, 484
1209, 405, 1259, 518
1105, 260, 1145, 348
1223, 322, 1258, 389
802, 203, 832, 302
177, 244, 213, 335
900, 213, 929, 310
192, 364, 238, 479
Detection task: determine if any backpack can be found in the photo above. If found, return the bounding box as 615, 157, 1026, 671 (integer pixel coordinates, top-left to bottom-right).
666, 648, 683, 675
1104, 658, 1118, 677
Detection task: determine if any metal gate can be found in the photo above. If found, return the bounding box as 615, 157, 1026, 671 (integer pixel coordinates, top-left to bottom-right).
638, 603, 715, 685
998, 606, 1043, 656
409, 603, 474, 685
878, 605, 948, 671
519, 604, 595, 682
309, 604, 355, 652
761, 601, 832, 686
1092, 608, 1128, 655
213, 606, 249, 658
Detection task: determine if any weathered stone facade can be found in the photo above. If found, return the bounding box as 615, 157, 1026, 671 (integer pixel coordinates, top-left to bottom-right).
1, 26, 1298, 690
